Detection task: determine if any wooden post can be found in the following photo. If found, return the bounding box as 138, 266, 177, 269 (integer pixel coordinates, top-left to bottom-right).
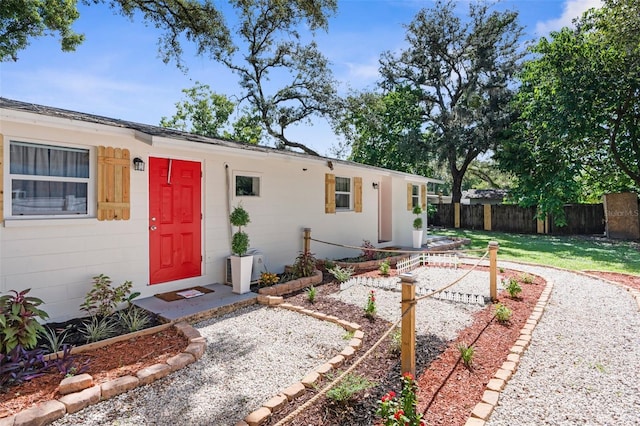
400, 273, 416, 376
454, 203, 461, 228
483, 204, 492, 231
303, 228, 311, 254
489, 241, 499, 301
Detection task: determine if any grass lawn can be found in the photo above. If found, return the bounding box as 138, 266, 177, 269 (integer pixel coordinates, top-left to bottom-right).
433, 228, 640, 275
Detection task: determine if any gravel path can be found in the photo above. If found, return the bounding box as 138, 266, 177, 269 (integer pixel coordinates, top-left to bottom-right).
53, 305, 347, 426
486, 262, 640, 426
50, 263, 640, 425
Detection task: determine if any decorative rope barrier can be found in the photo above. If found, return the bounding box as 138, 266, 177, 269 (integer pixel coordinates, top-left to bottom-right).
273, 250, 490, 426
308, 236, 487, 255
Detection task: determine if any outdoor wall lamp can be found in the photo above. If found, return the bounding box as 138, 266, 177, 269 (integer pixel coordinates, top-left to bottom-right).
133, 157, 145, 171
372, 182, 379, 189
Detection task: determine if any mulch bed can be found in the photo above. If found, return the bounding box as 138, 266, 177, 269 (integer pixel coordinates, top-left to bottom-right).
266, 267, 544, 426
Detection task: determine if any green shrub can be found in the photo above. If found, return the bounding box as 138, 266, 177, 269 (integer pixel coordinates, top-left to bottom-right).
494, 303, 513, 323
329, 265, 354, 283
80, 316, 118, 343
230, 204, 251, 256
117, 307, 151, 332
39, 326, 70, 354
520, 272, 535, 284
293, 251, 317, 278
390, 327, 401, 355
458, 343, 475, 368
80, 274, 136, 318
0, 289, 48, 354
326, 373, 374, 404
305, 286, 317, 303
503, 277, 522, 298
379, 260, 390, 276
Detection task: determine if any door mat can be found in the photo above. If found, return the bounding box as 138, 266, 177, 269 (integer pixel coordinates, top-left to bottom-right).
154, 286, 214, 302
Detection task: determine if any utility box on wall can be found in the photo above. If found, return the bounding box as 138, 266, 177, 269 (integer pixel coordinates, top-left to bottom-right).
603, 192, 640, 240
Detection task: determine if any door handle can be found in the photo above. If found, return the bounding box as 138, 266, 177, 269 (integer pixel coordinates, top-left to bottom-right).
150, 225, 157, 231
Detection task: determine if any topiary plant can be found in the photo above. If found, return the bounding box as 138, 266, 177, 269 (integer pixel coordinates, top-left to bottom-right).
230, 203, 251, 256
412, 205, 423, 230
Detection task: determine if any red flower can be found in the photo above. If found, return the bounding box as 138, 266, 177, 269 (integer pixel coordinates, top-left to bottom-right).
388, 391, 396, 398
394, 409, 404, 420
403, 372, 414, 381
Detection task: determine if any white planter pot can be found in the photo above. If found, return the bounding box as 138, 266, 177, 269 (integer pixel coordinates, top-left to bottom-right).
412, 230, 424, 249
230, 255, 253, 294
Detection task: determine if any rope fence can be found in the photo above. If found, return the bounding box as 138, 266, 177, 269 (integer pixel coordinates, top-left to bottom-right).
273, 240, 496, 426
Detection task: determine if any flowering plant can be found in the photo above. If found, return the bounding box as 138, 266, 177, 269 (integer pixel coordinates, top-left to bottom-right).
364, 289, 376, 318
376, 372, 425, 426
258, 271, 279, 286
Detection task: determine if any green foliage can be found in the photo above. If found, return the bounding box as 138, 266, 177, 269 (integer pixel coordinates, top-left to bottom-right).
231, 231, 250, 257
323, 258, 336, 270
305, 286, 317, 303
117, 307, 151, 333
503, 277, 522, 298
329, 265, 354, 283
389, 327, 401, 355
293, 251, 317, 278
412, 205, 423, 230
0, 0, 84, 62
80, 274, 134, 318
326, 372, 374, 404
373, 0, 524, 202
230, 204, 251, 256
494, 303, 513, 324
79, 316, 117, 343
379, 260, 391, 276
39, 326, 70, 354
458, 343, 475, 368
0, 289, 48, 354
377, 372, 423, 426
519, 273, 534, 284
159, 82, 236, 138
497, 0, 640, 219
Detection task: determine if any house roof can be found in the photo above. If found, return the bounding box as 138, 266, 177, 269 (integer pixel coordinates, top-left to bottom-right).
462, 189, 509, 200
0, 97, 443, 184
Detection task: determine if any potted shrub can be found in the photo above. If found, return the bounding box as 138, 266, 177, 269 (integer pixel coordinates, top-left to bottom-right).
412, 205, 423, 248
230, 203, 253, 294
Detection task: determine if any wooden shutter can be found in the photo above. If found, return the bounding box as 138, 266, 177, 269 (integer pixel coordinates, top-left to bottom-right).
354, 177, 363, 213
325, 173, 336, 213
407, 183, 413, 211
97, 146, 131, 221
0, 135, 3, 221
421, 184, 427, 211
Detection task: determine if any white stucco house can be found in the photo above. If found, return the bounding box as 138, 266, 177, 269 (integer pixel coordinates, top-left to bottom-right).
0, 98, 441, 322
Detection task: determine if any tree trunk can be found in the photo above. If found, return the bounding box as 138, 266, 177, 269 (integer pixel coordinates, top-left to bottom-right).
451, 171, 464, 203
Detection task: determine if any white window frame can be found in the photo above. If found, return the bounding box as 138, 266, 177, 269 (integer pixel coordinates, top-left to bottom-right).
412, 184, 420, 208
233, 171, 262, 198
5, 139, 96, 219
335, 176, 352, 210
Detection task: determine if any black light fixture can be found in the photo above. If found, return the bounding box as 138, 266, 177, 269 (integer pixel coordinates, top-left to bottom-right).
372, 182, 379, 189
133, 157, 145, 171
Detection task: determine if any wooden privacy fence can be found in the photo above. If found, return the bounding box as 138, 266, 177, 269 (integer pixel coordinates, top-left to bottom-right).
431, 203, 604, 235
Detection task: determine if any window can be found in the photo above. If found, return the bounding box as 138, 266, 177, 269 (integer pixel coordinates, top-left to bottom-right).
9, 141, 91, 216
335, 176, 351, 209
235, 174, 260, 196
412, 184, 420, 208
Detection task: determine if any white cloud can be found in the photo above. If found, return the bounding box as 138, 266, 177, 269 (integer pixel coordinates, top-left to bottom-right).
535, 0, 604, 35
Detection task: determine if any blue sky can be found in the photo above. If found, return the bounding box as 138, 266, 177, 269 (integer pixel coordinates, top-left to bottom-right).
0, 0, 602, 156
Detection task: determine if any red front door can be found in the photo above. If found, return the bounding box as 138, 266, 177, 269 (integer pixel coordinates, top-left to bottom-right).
149, 157, 202, 284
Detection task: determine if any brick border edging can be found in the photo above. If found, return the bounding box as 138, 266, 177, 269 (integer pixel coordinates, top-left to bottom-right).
258, 270, 323, 296
240, 296, 364, 426
0, 322, 204, 426
463, 277, 555, 425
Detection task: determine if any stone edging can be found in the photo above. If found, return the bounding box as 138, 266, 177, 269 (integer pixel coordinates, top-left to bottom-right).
0, 322, 204, 426
258, 270, 323, 296
240, 295, 365, 426
463, 277, 555, 426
